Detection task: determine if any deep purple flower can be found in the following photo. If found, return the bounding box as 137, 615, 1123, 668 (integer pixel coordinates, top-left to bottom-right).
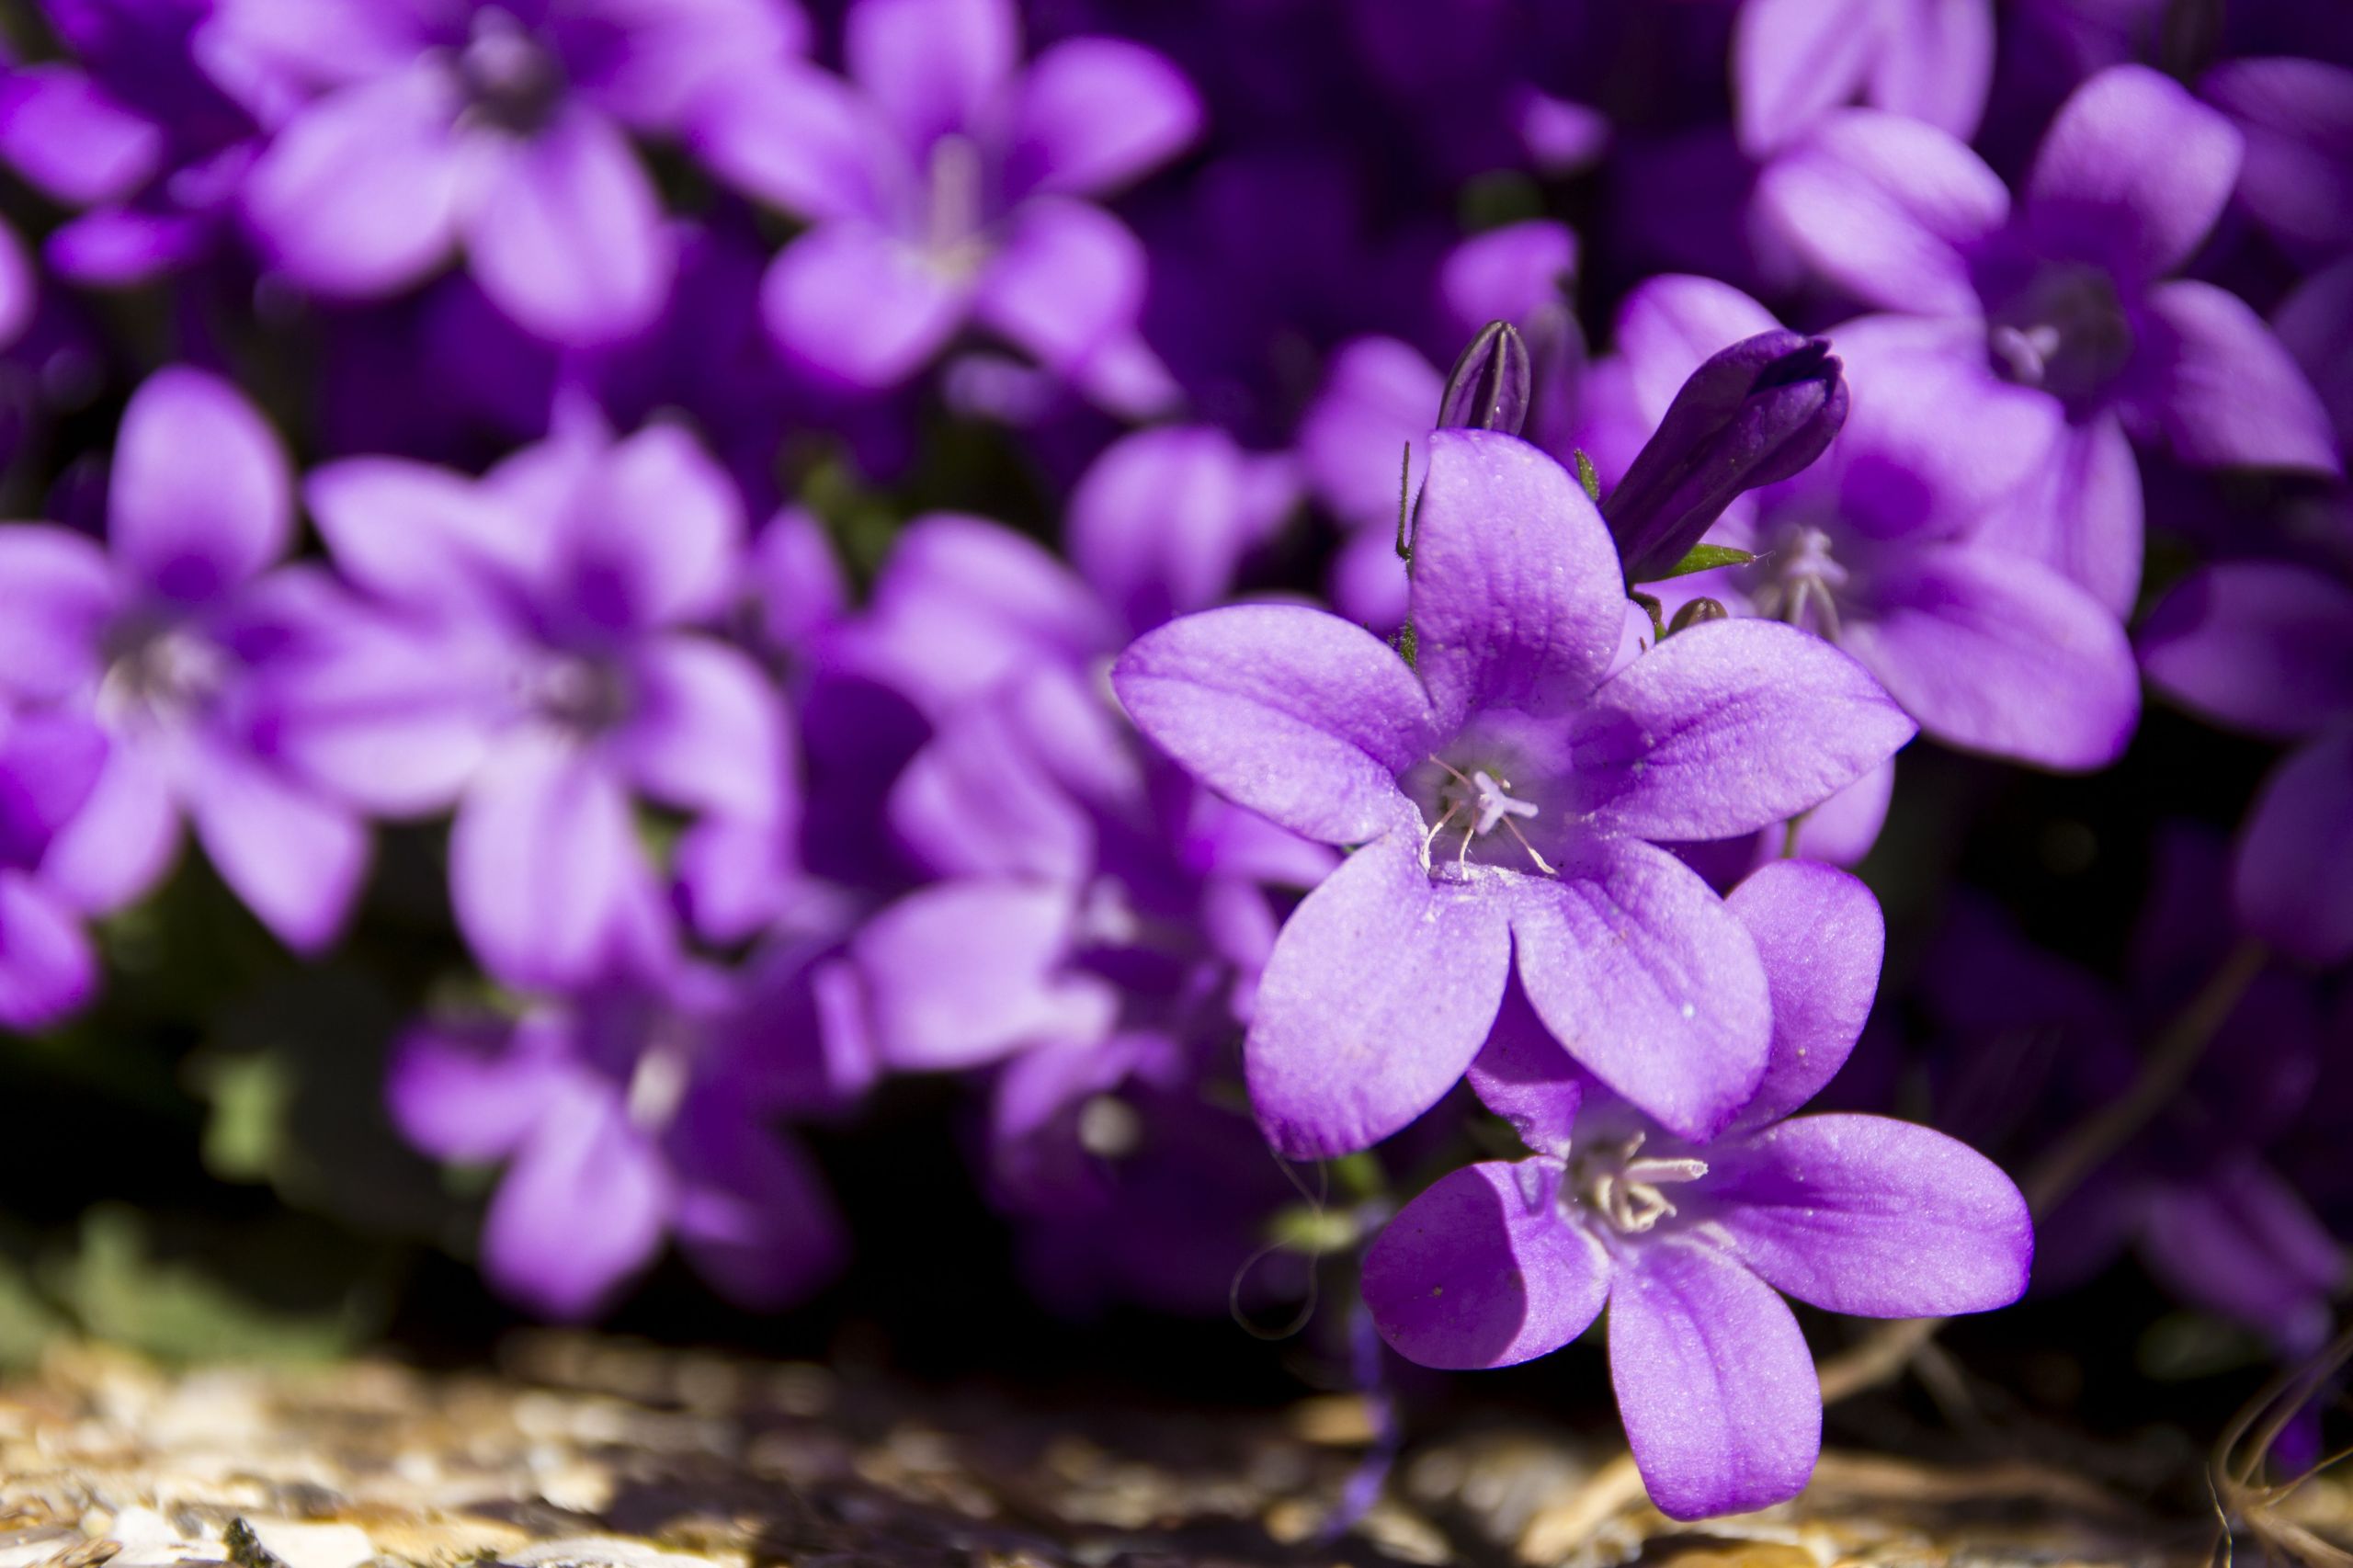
390, 913, 855, 1320
2139, 560, 2353, 965
689, 0, 1199, 410
1363, 861, 2029, 1520
1757, 65, 2343, 618
1603, 329, 1847, 585
288, 412, 789, 990
199, 0, 806, 344
1733, 0, 1994, 156
0, 366, 369, 950
0, 709, 105, 1028
1114, 430, 1913, 1154
1588, 275, 2142, 773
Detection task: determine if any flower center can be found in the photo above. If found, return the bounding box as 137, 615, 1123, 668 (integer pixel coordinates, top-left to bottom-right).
1748, 522, 1847, 639
1986, 265, 2133, 403
1567, 1131, 1709, 1235
923, 134, 994, 276
97, 619, 226, 730
625, 1040, 691, 1131
1416, 755, 1555, 875
517, 653, 629, 735
459, 8, 564, 135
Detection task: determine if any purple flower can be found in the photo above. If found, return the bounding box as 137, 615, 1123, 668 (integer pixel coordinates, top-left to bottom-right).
0, 366, 369, 950
290, 412, 788, 990
1362, 861, 2030, 1520
389, 920, 855, 1321
1590, 274, 2143, 773
2139, 560, 2353, 965
201, 0, 805, 344
0, 709, 106, 1028
689, 0, 1199, 409
1757, 66, 2343, 619
1733, 0, 1994, 155
1112, 429, 1913, 1154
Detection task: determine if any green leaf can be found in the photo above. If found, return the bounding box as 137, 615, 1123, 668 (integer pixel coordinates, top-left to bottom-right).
1646, 543, 1757, 582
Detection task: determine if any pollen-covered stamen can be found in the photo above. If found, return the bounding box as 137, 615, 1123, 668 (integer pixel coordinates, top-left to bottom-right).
1424, 756, 1557, 874
1751, 523, 1847, 641
1572, 1131, 1710, 1235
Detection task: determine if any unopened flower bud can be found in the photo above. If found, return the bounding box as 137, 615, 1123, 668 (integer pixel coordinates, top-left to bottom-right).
1437, 320, 1532, 437
1667, 597, 1729, 635
1603, 331, 1847, 585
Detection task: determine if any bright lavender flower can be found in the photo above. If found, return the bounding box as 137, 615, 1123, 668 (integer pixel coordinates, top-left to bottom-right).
289, 412, 788, 991
1757, 66, 2342, 617
199, 0, 805, 345
1732, 0, 1993, 155
1603, 329, 1846, 585
1113, 430, 1913, 1154
390, 915, 855, 1320
2139, 561, 2353, 965
689, 0, 1199, 410
0, 710, 105, 1028
0, 366, 369, 950
1594, 274, 2142, 773
1363, 862, 2030, 1520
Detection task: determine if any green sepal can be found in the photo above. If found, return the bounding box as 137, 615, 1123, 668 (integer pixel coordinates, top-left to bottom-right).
1643, 543, 1756, 583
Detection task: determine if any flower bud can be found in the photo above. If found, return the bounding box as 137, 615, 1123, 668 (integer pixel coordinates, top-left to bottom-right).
1603, 331, 1847, 585
1437, 321, 1532, 437
1667, 597, 1729, 635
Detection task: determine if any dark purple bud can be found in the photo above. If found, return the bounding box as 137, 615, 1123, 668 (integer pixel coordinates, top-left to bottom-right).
1437, 321, 1532, 437
1667, 597, 1729, 635
1602, 331, 1847, 585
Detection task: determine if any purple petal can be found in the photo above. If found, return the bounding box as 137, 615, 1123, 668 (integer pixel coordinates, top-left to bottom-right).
1329, 528, 1411, 635
2024, 63, 2241, 286
1842, 542, 2139, 771
482, 1076, 672, 1320
47, 207, 212, 286
1975, 410, 2143, 619
1363, 1160, 1609, 1369
1614, 275, 1784, 425
1465, 978, 1589, 1157
241, 65, 464, 297
688, 59, 891, 222
2124, 280, 2340, 477
1508, 837, 1771, 1142
184, 737, 367, 954
2235, 727, 2353, 966
1068, 426, 1296, 634
2201, 58, 2353, 262
761, 222, 971, 389
843, 0, 1017, 150
266, 612, 498, 816
2276, 257, 2353, 454
889, 689, 1092, 882
1724, 860, 1882, 1131
2140, 1158, 2342, 1350
1246, 827, 1511, 1157
460, 108, 671, 347
1865, 0, 1993, 142
110, 367, 292, 602
1706, 1114, 2032, 1315
973, 198, 1147, 383
612, 638, 786, 822
1754, 110, 2007, 315
386, 1017, 577, 1165
1607, 1235, 1820, 1521
2139, 562, 2353, 741
0, 66, 163, 206
558, 422, 747, 630
1297, 336, 1440, 535
851, 880, 1108, 1069
41, 741, 182, 917
1004, 38, 1199, 199
0, 712, 106, 870
0, 527, 118, 702
450, 733, 647, 991
1111, 604, 1434, 846
755, 506, 851, 651
1438, 220, 1578, 333
668, 1103, 847, 1310
0, 871, 97, 1031
305, 456, 541, 616
1783, 758, 1893, 868
1408, 430, 1625, 730
1732, 0, 1881, 155
1574, 619, 1915, 839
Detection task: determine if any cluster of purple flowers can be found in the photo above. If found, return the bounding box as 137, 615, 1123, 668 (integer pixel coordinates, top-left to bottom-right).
0, 0, 2347, 1527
